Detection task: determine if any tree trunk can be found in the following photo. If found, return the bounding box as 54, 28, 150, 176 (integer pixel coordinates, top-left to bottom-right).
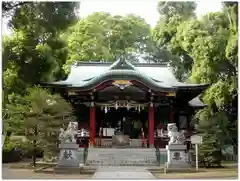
32, 127, 37, 167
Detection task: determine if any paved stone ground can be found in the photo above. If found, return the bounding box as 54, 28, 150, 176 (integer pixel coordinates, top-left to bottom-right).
92, 166, 156, 179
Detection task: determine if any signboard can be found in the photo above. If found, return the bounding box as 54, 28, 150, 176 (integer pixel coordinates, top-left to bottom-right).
113, 80, 130, 85
68, 91, 77, 96
190, 135, 202, 144
166, 92, 176, 97
191, 135, 202, 171
112, 80, 132, 89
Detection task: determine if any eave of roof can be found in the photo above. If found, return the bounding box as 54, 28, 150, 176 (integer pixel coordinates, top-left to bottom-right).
188, 96, 207, 108
72, 60, 168, 67
43, 58, 209, 93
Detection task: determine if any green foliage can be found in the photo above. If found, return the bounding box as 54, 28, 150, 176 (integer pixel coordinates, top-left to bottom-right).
203, 80, 235, 110
2, 2, 79, 163
63, 12, 151, 72
24, 86, 75, 156
157, 1, 197, 19
3, 2, 79, 103
3, 139, 20, 152
9, 2, 79, 33
224, 3, 238, 70
4, 86, 76, 160
195, 109, 230, 167
2, 139, 25, 163
153, 1, 237, 166
151, 1, 197, 80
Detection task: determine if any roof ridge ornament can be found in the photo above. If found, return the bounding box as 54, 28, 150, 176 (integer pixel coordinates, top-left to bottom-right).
109, 55, 136, 70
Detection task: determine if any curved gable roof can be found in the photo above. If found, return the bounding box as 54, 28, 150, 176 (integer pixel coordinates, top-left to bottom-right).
44, 58, 209, 92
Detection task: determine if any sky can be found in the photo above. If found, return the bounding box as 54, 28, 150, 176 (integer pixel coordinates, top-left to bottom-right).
79, 0, 223, 27
2, 0, 223, 35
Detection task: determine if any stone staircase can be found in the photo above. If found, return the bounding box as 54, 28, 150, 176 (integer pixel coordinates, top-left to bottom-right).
85, 148, 159, 166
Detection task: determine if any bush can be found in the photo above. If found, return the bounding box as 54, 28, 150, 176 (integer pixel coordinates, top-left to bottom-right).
3, 139, 44, 163
3, 140, 24, 163
196, 110, 229, 167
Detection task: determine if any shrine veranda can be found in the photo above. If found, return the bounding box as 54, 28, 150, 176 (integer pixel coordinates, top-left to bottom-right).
43, 58, 208, 148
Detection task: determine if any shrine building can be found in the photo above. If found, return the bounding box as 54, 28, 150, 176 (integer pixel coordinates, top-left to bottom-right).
43, 58, 209, 148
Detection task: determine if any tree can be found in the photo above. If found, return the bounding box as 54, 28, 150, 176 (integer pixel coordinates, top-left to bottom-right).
153, 2, 237, 166
4, 86, 75, 166
223, 2, 238, 73
157, 1, 197, 20
62, 12, 151, 72
150, 1, 197, 80
2, 2, 30, 17
3, 2, 79, 106
195, 110, 228, 167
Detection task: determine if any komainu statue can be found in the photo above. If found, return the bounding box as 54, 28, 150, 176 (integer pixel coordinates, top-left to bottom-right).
59, 122, 78, 143
167, 123, 185, 144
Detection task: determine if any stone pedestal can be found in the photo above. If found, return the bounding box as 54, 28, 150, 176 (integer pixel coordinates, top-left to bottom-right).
55, 143, 87, 173
165, 144, 190, 169
57, 143, 80, 168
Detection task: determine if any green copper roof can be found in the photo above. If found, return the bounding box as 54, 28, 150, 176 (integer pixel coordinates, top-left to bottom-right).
44, 58, 209, 92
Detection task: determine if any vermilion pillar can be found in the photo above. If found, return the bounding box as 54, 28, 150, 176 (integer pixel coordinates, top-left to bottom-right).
170, 107, 174, 123
90, 102, 96, 147
148, 103, 154, 148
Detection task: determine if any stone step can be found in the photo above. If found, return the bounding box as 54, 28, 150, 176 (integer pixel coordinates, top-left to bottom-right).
86, 161, 158, 163
89, 156, 157, 158
86, 148, 159, 166
91, 158, 157, 160
88, 152, 157, 155
87, 148, 156, 151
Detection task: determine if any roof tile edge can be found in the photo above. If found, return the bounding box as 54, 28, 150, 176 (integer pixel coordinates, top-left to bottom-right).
72, 60, 168, 67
